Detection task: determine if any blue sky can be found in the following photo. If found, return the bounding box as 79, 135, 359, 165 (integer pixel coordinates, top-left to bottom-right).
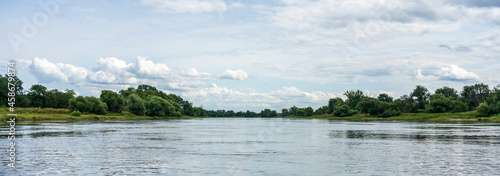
2, 0, 500, 111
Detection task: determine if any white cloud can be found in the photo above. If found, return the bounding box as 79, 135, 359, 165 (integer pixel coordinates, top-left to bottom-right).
180, 68, 212, 77
136, 56, 172, 78
182, 84, 337, 110
141, 0, 228, 13
29, 57, 88, 83
438, 65, 479, 81
219, 69, 249, 80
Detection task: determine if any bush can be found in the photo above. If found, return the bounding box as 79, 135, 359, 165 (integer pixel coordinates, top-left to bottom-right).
70, 110, 82, 117
451, 100, 468, 113
476, 103, 490, 117
334, 104, 358, 117
426, 94, 453, 113
379, 109, 401, 118
146, 96, 170, 117
127, 94, 146, 115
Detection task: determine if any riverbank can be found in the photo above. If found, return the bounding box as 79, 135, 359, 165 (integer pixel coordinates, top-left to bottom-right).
1, 108, 499, 122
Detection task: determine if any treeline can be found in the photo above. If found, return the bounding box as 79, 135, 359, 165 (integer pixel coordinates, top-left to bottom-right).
279, 84, 500, 118
1, 75, 499, 118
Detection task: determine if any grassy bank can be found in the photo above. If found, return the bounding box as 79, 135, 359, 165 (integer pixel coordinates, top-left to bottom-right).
1, 108, 499, 122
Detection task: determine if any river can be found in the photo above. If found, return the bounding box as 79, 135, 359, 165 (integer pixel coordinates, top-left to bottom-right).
1, 118, 500, 175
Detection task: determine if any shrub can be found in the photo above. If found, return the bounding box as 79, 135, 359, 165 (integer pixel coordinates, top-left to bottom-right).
334, 104, 358, 117
70, 110, 82, 117
476, 103, 490, 117
451, 100, 468, 113
127, 94, 146, 115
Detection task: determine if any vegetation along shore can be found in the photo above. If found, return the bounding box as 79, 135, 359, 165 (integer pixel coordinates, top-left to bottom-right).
1, 74, 500, 122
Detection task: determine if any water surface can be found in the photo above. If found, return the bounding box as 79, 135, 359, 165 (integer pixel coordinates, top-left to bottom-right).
1, 118, 499, 175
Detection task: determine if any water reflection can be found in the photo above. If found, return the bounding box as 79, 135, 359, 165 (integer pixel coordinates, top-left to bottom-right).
1, 119, 499, 175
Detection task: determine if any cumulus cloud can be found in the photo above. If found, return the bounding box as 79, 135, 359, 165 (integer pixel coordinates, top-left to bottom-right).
29, 57, 88, 83
141, 0, 228, 13
180, 68, 212, 77
414, 65, 479, 81
136, 56, 172, 78
438, 65, 479, 81
219, 69, 249, 80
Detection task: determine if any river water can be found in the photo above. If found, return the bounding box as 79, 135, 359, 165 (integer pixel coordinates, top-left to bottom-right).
1, 118, 499, 175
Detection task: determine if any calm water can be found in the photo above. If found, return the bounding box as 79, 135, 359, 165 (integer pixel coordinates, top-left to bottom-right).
1, 118, 500, 175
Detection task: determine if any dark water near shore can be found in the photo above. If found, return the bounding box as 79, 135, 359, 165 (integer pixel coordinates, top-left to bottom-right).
1, 118, 500, 175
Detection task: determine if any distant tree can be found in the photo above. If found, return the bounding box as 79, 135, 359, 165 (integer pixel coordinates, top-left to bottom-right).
333, 104, 358, 117
68, 96, 92, 113
0, 75, 29, 107
181, 101, 194, 116
27, 84, 48, 108
344, 90, 364, 109
426, 94, 453, 113
394, 94, 416, 113
451, 100, 468, 113
85, 96, 107, 115
476, 102, 490, 117
461, 83, 491, 110
304, 107, 314, 116
145, 96, 170, 117
100, 90, 125, 113
410, 85, 430, 111
282, 108, 289, 117
377, 93, 393, 103
327, 98, 343, 114
435, 86, 459, 100
126, 94, 146, 115
314, 106, 328, 115
487, 90, 500, 115
289, 106, 298, 116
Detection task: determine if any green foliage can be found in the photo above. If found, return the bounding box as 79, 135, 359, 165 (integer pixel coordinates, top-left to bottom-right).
145, 96, 170, 117
410, 85, 430, 111
333, 104, 358, 117
394, 94, 416, 113
356, 97, 400, 117
487, 90, 500, 115
327, 97, 343, 113
461, 83, 490, 110
100, 90, 125, 113
377, 93, 393, 103
426, 94, 453, 113
260, 109, 278, 117
344, 90, 364, 109
451, 100, 468, 113
27, 84, 48, 108
0, 75, 29, 107
126, 94, 146, 115
70, 110, 82, 117
435, 86, 459, 100
282, 108, 289, 117
476, 102, 490, 117
85, 97, 107, 115
314, 106, 328, 115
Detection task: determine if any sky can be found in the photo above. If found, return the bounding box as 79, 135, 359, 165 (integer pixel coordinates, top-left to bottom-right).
1, 0, 500, 111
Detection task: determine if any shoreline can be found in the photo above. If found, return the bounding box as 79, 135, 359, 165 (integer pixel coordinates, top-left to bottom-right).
1, 108, 499, 122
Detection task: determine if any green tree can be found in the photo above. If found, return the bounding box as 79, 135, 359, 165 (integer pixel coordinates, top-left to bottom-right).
344, 90, 364, 109
100, 90, 125, 113
68, 96, 92, 113
394, 94, 416, 113
327, 97, 343, 114
435, 86, 459, 100
333, 104, 358, 117
426, 94, 453, 113
461, 83, 490, 110
127, 94, 146, 115
85, 96, 107, 115
289, 106, 298, 116
476, 102, 490, 117
304, 107, 314, 116
145, 96, 170, 117
410, 85, 430, 112
377, 93, 393, 103
282, 108, 289, 117
487, 90, 500, 115
27, 84, 48, 108
0, 75, 29, 107
451, 100, 468, 113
